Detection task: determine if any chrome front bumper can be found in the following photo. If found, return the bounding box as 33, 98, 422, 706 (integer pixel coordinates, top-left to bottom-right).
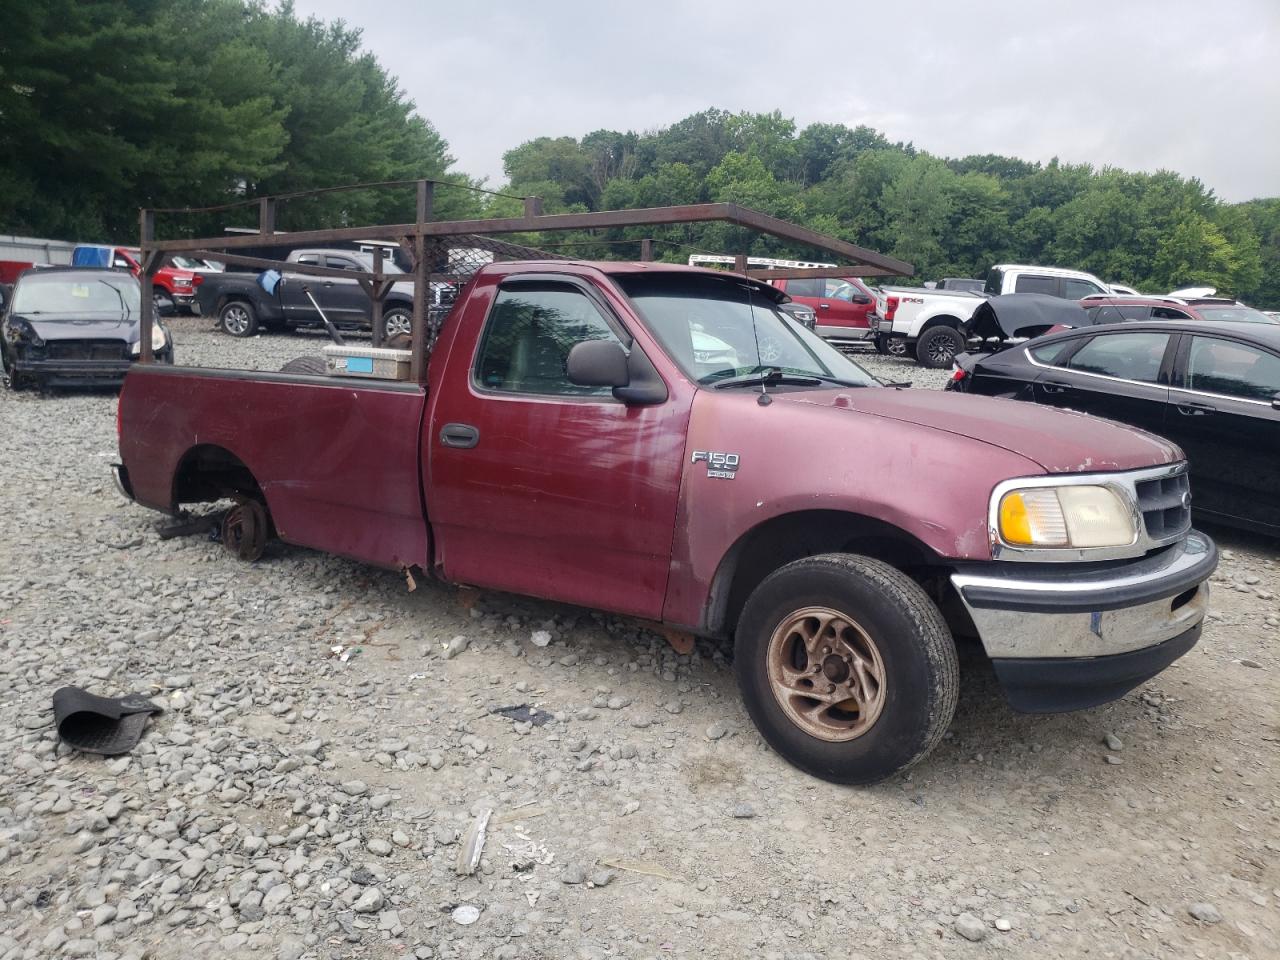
951, 530, 1217, 660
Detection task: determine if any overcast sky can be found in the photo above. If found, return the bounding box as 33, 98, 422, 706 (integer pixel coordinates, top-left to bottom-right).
292, 0, 1278, 203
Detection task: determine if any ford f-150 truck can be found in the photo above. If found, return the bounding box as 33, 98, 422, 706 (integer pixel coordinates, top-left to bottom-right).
114, 260, 1216, 785
873, 264, 1115, 368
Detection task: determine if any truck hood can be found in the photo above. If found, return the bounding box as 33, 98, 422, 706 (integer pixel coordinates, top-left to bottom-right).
784, 387, 1181, 474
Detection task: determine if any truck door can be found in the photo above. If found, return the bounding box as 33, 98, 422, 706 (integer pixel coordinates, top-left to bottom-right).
426, 275, 690, 620
781, 278, 872, 339
280, 253, 324, 321
1035, 330, 1173, 439
319, 254, 374, 324
1165, 333, 1280, 530
815, 278, 874, 337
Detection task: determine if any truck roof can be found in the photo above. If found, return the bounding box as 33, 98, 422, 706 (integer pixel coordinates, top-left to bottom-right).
989, 263, 1105, 279
480, 259, 788, 301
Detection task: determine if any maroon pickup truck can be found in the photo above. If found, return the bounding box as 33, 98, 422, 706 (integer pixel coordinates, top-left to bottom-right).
115, 261, 1217, 784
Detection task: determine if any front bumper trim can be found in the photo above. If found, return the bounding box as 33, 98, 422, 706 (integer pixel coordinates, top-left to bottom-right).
951, 530, 1215, 661
991, 622, 1201, 713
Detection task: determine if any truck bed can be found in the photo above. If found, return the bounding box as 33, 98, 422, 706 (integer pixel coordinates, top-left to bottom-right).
118, 364, 430, 571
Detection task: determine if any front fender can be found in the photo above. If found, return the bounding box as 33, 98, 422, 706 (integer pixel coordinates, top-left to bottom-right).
660, 389, 1042, 628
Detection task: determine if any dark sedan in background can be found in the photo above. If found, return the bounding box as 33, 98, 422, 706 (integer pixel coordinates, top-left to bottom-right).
949, 321, 1280, 536
1, 267, 173, 390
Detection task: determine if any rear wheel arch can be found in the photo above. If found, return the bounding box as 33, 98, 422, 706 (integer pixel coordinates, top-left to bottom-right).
703, 510, 946, 637
170, 444, 266, 512
918, 314, 964, 335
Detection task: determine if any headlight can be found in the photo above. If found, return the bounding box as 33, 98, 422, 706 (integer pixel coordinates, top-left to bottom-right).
998, 485, 1135, 548
130, 324, 169, 355
3, 317, 42, 346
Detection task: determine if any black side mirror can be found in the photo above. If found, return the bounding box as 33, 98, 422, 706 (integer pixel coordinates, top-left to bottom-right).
850, 293, 872, 305
567, 340, 630, 388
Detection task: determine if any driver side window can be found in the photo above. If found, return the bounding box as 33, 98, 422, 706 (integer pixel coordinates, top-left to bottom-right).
824, 279, 856, 301
475, 283, 624, 398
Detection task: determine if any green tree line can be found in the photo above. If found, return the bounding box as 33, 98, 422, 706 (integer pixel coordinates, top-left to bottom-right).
1, 3, 1275, 307
494, 109, 1278, 307
0, 0, 486, 241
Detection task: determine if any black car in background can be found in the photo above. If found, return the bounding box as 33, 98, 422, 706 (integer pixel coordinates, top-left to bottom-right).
1, 267, 174, 390
949, 321, 1280, 536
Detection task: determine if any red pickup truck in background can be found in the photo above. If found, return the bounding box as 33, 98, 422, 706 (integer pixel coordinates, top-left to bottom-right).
115, 260, 1217, 784
766, 275, 877, 343
108, 247, 201, 312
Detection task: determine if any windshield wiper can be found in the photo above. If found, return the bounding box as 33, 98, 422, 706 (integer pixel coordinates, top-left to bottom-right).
712, 369, 866, 390
713, 368, 822, 390
99, 280, 130, 320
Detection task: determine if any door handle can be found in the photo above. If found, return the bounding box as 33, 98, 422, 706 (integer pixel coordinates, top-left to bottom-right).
322, 280, 335, 287
439, 422, 480, 448
1175, 402, 1215, 416
1040, 382, 1069, 395
818, 302, 830, 309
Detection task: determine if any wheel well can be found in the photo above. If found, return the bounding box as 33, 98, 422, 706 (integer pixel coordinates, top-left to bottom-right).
706, 510, 950, 637
171, 444, 264, 509
918, 315, 963, 335
216, 295, 253, 314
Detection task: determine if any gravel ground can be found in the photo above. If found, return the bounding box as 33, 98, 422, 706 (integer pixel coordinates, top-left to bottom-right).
0, 317, 1275, 960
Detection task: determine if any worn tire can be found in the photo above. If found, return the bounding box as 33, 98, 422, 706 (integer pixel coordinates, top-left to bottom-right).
219, 300, 258, 338
914, 325, 965, 369
382, 306, 413, 341
734, 553, 959, 785
279, 355, 327, 375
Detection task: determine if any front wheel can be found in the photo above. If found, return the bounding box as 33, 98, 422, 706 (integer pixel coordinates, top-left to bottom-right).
219, 301, 258, 338
914, 326, 965, 369
734, 553, 958, 785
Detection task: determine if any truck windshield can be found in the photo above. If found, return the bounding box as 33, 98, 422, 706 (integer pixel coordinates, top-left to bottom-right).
615, 273, 879, 388
11, 272, 141, 316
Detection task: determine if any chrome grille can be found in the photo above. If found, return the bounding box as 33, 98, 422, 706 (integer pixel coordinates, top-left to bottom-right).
1135, 470, 1191, 541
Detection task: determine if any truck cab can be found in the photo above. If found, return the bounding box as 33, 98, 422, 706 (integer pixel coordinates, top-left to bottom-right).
983, 264, 1111, 299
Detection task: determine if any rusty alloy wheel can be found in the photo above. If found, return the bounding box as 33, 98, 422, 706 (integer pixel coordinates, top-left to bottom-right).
221, 499, 268, 562
765, 606, 887, 741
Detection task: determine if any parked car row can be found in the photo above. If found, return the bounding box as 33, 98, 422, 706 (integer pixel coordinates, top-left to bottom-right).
870, 263, 1116, 367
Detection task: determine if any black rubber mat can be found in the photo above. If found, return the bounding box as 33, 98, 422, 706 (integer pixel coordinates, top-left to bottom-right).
52, 686, 163, 755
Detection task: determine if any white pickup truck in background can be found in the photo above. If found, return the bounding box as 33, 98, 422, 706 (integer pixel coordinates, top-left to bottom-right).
872, 263, 1114, 368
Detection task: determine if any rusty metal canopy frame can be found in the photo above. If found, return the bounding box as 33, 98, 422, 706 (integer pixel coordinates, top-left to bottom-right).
136, 178, 913, 380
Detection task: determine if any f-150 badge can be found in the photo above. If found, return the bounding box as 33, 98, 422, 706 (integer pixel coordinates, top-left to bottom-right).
692, 450, 740, 479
